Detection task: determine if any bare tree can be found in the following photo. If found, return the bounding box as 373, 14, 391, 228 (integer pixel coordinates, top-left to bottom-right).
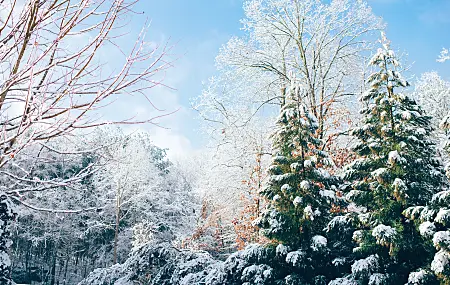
196, 0, 384, 148
0, 0, 173, 282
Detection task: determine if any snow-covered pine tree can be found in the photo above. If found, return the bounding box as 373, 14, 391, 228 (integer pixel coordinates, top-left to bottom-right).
258, 81, 340, 283
402, 115, 450, 284
331, 34, 448, 284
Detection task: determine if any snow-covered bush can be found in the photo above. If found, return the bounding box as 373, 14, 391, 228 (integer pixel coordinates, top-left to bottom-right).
351, 254, 379, 280
406, 269, 437, 285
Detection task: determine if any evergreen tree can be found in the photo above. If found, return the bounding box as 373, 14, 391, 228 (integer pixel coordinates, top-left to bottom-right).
258, 81, 340, 283
402, 115, 450, 284
330, 34, 448, 284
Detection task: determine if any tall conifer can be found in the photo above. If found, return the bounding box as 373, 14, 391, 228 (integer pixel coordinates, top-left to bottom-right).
330, 34, 447, 284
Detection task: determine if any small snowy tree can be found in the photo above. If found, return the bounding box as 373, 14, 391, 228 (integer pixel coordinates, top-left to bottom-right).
413, 72, 450, 133
332, 34, 448, 284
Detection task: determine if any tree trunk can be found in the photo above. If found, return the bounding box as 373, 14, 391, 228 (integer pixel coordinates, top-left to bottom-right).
0, 193, 16, 285
63, 253, 69, 285
50, 251, 57, 285
113, 205, 120, 264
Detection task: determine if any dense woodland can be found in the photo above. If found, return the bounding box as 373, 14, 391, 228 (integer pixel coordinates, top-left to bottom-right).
1, 0, 450, 284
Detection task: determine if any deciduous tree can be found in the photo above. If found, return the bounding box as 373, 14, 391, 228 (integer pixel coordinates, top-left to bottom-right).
0, 0, 172, 282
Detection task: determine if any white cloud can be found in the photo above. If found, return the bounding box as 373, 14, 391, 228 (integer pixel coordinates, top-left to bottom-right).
148, 127, 192, 160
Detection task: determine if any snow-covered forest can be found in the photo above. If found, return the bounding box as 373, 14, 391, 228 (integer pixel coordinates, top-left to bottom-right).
1, 0, 450, 284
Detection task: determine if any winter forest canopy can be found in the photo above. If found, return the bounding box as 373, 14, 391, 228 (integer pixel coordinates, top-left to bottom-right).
0, 0, 450, 285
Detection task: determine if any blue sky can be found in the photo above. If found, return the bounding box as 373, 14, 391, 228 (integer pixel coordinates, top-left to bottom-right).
123, 0, 450, 157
